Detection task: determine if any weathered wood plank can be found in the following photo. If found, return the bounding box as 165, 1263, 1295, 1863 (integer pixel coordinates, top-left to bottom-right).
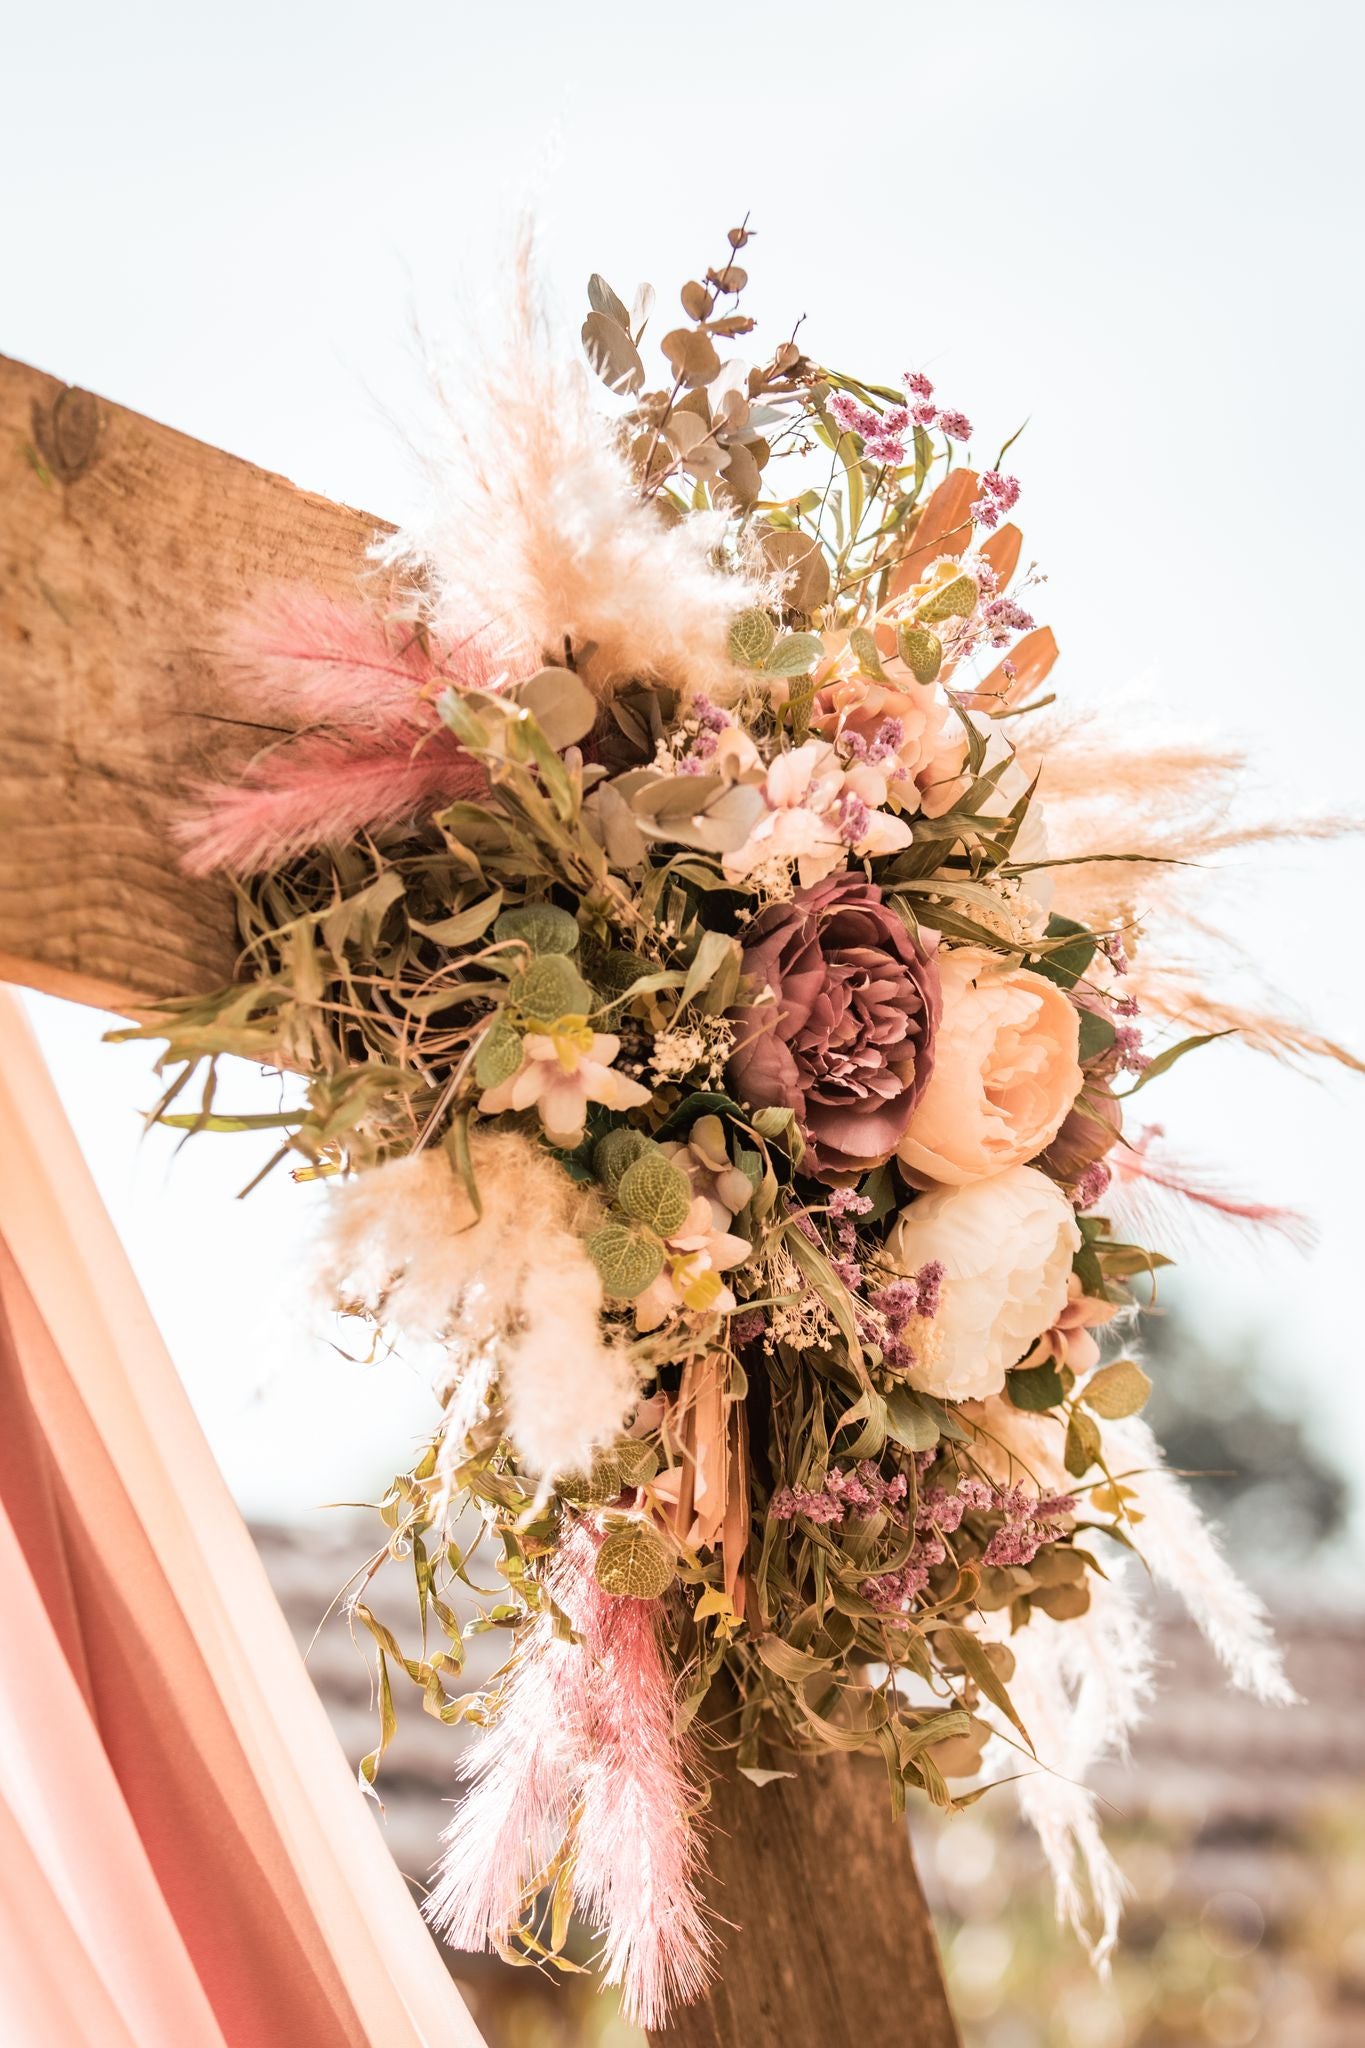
0, 353, 387, 1010
0, 351, 961, 2048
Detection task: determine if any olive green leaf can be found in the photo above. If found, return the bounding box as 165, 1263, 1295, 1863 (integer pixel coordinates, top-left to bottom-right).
509, 953, 593, 1023
1081, 1358, 1153, 1419
616, 1152, 692, 1236
558, 1453, 625, 1506
763, 631, 825, 677
474, 1020, 524, 1091
1007, 1360, 1066, 1412
495, 903, 581, 957
896, 622, 943, 684
1032, 914, 1097, 990
586, 1223, 664, 1301
728, 609, 777, 668
883, 1386, 941, 1453
917, 573, 978, 623
613, 1439, 661, 1487
849, 626, 886, 681
1064, 1408, 1103, 1478
593, 1127, 659, 1196
595, 1521, 676, 1599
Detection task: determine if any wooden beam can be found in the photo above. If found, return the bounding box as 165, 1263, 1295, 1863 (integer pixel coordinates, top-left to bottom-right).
658, 1739, 959, 2048
0, 354, 961, 2048
0, 353, 386, 1011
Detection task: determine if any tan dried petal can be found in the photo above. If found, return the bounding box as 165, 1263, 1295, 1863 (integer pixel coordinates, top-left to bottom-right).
760, 527, 831, 613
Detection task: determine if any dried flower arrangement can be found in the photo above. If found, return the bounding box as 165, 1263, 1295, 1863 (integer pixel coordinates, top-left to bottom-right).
123, 226, 1360, 2029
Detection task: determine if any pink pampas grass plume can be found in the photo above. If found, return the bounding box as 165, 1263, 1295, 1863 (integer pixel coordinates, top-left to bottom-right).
426, 1523, 712, 2027
424, 1589, 583, 1950
177, 588, 516, 873
228, 588, 513, 738
1109, 1139, 1312, 1257
176, 732, 487, 875
568, 1528, 714, 2027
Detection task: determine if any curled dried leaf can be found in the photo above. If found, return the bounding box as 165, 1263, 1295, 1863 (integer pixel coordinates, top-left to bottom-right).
582, 310, 645, 396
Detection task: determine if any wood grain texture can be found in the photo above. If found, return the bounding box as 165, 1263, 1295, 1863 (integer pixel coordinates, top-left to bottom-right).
0, 351, 961, 2048
0, 353, 388, 1010
652, 1736, 960, 2048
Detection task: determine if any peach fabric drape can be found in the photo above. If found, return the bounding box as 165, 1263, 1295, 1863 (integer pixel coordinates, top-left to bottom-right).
0, 992, 484, 2048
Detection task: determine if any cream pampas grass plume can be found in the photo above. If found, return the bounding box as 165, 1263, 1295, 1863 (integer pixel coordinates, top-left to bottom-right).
974, 1389, 1292, 1960
384, 250, 781, 709
1105, 1414, 1298, 1704
316, 1133, 636, 1477
989, 1577, 1152, 1965
1020, 706, 1364, 1076
428, 1523, 712, 2027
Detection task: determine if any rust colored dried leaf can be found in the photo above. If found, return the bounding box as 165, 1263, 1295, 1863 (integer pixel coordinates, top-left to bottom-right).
889, 469, 980, 599
959, 625, 1060, 713
980, 521, 1023, 588
681, 279, 711, 321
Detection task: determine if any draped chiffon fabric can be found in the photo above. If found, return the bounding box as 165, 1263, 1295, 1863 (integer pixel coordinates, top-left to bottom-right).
0, 992, 484, 2048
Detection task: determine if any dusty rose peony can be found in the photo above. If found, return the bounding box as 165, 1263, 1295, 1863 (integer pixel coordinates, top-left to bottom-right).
727, 876, 940, 1183
897, 948, 1082, 1186
886, 1165, 1081, 1401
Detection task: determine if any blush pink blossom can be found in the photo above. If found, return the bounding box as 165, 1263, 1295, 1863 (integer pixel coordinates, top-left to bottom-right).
479, 1028, 651, 1147
721, 737, 913, 885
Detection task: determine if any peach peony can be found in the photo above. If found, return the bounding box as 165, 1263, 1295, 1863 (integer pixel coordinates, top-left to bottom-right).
886, 1165, 1081, 1401
897, 948, 1082, 1186
811, 666, 969, 819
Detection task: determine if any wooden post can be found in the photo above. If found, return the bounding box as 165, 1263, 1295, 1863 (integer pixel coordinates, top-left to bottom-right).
0, 354, 961, 2048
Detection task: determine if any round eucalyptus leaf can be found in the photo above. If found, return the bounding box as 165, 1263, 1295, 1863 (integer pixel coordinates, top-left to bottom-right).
616, 1152, 692, 1237
510, 953, 593, 1024
495, 903, 581, 957
594, 1522, 676, 1600
586, 1223, 664, 1301
896, 622, 944, 684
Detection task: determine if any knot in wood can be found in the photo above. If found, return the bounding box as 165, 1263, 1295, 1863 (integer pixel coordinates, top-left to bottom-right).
31, 385, 101, 483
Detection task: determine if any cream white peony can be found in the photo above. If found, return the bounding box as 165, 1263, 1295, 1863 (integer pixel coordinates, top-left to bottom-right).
886, 1164, 1081, 1401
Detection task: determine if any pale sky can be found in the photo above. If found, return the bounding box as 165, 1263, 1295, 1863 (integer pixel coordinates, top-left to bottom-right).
5, 1, 1363, 1529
